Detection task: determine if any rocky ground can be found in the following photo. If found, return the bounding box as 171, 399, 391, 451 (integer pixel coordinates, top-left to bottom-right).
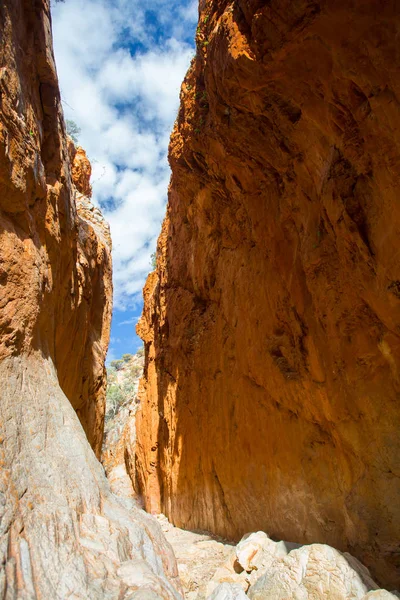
155, 514, 234, 600
102, 350, 400, 600
157, 518, 400, 600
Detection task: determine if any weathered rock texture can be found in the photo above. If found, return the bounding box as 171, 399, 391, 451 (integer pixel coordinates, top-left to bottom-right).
207, 532, 399, 600
156, 513, 233, 600
0, 356, 181, 599
0, 1, 182, 597
135, 0, 400, 588
0, 0, 112, 457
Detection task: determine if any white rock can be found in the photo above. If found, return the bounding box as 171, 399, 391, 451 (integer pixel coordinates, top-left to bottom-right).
125, 590, 164, 600
207, 582, 249, 600
0, 355, 182, 600
248, 544, 378, 600
236, 532, 270, 572
362, 593, 400, 599
117, 559, 159, 588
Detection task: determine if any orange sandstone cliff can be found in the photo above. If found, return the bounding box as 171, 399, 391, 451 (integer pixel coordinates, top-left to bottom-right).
0, 0, 111, 456
135, 0, 400, 587
0, 1, 181, 597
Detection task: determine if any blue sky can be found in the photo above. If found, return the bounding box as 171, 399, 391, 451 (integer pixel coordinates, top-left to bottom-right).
51, 0, 197, 362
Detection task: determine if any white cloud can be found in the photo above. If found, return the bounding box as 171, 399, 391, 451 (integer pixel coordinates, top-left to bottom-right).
51, 0, 196, 310
118, 317, 139, 326
97, 40, 192, 125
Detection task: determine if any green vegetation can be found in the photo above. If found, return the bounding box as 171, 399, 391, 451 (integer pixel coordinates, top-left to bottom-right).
150, 252, 157, 269
110, 359, 124, 371
130, 364, 142, 378
105, 371, 135, 420
105, 350, 145, 421
106, 382, 124, 418
66, 119, 81, 143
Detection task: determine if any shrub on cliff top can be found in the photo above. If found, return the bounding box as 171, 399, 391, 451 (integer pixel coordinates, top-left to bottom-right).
110, 359, 124, 371
66, 119, 81, 143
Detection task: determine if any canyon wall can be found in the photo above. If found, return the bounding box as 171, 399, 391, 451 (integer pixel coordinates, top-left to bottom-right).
135, 0, 400, 588
0, 1, 181, 597
0, 0, 111, 456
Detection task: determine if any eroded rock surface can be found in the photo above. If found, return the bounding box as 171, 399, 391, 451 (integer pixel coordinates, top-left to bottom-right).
156, 514, 233, 600
0, 0, 112, 457
152, 520, 399, 600
0, 356, 181, 599
135, 0, 400, 587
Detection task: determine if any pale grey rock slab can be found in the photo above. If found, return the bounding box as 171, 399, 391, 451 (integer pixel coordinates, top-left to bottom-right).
0, 355, 182, 599
362, 592, 400, 599
248, 543, 377, 600
207, 583, 248, 600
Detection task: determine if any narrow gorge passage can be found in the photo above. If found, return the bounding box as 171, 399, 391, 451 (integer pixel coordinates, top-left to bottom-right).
0, 0, 400, 599
101, 352, 400, 599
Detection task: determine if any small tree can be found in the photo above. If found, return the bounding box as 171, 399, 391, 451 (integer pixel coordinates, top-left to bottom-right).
110, 359, 124, 371
150, 252, 156, 269
66, 119, 81, 143
105, 384, 124, 419
122, 353, 133, 363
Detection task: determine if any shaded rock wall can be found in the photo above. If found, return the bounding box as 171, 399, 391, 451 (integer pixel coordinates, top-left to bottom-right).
0, 0, 111, 456
0, 1, 182, 597
135, 0, 400, 587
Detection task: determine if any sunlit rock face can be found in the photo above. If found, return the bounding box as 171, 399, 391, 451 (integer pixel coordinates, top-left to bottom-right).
0, 1, 182, 597
135, 0, 400, 588
0, 0, 111, 456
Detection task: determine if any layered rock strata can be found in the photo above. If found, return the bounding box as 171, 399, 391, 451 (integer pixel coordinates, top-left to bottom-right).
0, 1, 181, 597
135, 0, 400, 588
